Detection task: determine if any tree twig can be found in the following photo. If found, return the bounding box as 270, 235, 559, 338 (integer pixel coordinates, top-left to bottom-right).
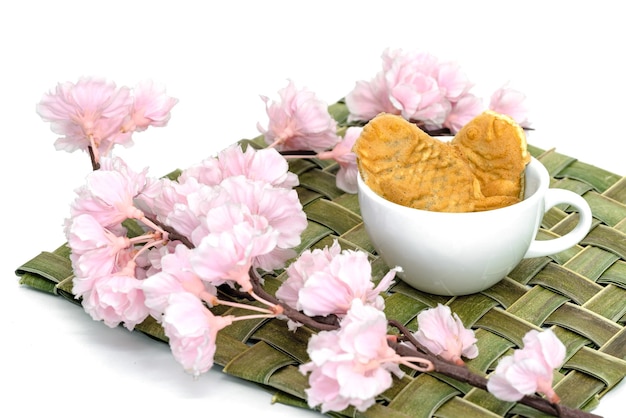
245, 271, 599, 417
145, 216, 195, 249
248, 268, 340, 331
388, 320, 601, 418
88, 145, 100, 171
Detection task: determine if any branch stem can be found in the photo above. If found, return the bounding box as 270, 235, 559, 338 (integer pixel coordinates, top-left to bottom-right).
387, 320, 601, 418
248, 269, 340, 331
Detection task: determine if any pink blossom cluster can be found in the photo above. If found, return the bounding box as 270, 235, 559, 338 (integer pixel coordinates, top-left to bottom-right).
300, 299, 408, 413
275, 240, 399, 329
487, 329, 565, 403
315, 126, 361, 194
37, 77, 178, 165
258, 79, 340, 152
257, 80, 360, 193
65, 141, 307, 376
281, 249, 480, 413
300, 299, 481, 413
345, 48, 530, 133
413, 303, 478, 365
256, 52, 530, 196
67, 156, 155, 330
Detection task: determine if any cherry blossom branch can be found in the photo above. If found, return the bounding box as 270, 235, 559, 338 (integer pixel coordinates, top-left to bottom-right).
282, 154, 321, 160
216, 283, 255, 301
248, 269, 595, 418
279, 150, 317, 157
137, 216, 169, 240
219, 281, 339, 329
248, 269, 340, 331
185, 263, 599, 418
387, 320, 601, 418
145, 216, 195, 249
87, 145, 100, 171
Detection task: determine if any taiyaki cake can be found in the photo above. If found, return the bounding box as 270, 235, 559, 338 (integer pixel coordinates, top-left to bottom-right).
353, 111, 530, 212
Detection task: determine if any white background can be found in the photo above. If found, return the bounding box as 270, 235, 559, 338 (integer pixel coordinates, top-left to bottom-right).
2, 1, 625, 417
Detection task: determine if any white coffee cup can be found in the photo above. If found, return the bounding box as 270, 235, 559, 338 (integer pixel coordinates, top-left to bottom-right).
357, 157, 593, 296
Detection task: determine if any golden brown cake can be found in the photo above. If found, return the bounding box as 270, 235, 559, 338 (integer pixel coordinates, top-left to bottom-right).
354, 111, 530, 212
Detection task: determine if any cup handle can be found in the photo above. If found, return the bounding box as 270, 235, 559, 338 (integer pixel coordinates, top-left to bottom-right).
524, 189, 593, 258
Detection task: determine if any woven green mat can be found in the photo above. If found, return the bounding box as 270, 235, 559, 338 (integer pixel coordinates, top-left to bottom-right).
15, 103, 626, 417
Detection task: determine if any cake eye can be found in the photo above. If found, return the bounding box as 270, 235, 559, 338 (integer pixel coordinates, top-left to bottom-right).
467, 126, 480, 140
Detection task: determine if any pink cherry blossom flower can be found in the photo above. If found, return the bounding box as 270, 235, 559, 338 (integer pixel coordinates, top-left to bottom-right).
257, 80, 340, 152
142, 269, 187, 318
36, 77, 132, 159
489, 85, 531, 128
382, 49, 473, 127
276, 242, 398, 319
521, 329, 566, 371
125, 80, 178, 132
276, 240, 342, 311
345, 71, 399, 122
162, 292, 234, 377
300, 299, 405, 413
205, 176, 306, 271
180, 145, 299, 189
155, 146, 303, 251
346, 48, 531, 135
70, 156, 148, 227
37, 77, 178, 163
132, 175, 164, 219
190, 217, 279, 292
413, 304, 478, 365
142, 244, 217, 318
66, 213, 132, 296
145, 176, 224, 244
385, 55, 449, 126
316, 126, 361, 194
140, 155, 306, 289
347, 48, 476, 129
99, 81, 177, 154
487, 329, 565, 403
436, 61, 474, 102
443, 94, 485, 133
80, 261, 150, 330
72, 250, 135, 300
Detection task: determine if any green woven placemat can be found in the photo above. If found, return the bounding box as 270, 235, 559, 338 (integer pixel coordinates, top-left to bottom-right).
15, 103, 626, 417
